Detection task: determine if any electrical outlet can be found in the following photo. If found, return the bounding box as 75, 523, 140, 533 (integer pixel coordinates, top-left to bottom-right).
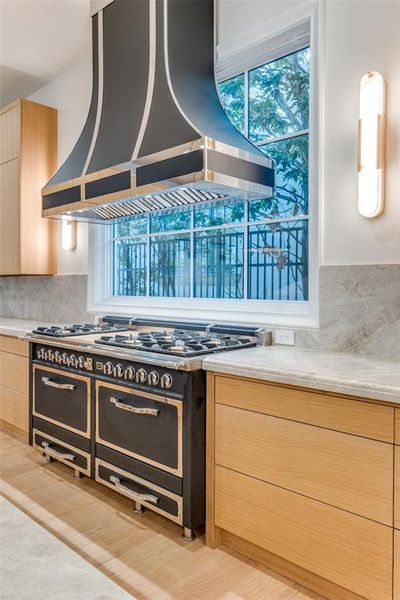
274, 328, 295, 346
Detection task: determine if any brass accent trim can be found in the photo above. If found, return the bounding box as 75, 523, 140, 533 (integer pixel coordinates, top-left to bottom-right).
33, 428, 91, 477
95, 380, 183, 477
95, 458, 183, 525
32, 364, 91, 438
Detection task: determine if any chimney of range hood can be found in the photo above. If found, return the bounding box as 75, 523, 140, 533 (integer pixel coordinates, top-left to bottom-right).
42, 0, 274, 222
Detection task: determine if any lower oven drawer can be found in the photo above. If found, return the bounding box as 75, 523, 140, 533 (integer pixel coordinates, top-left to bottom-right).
33, 365, 91, 437
96, 381, 182, 476
96, 459, 182, 525
33, 429, 91, 476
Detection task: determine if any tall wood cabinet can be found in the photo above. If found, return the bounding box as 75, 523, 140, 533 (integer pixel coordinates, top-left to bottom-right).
0, 99, 57, 275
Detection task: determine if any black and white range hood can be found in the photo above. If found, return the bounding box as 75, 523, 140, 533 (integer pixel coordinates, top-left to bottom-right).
42, 0, 274, 223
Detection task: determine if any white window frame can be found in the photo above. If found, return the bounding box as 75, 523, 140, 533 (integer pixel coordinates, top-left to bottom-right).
88, 1, 322, 328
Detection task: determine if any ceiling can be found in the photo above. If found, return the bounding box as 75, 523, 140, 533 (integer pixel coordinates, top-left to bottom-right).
0, 0, 90, 107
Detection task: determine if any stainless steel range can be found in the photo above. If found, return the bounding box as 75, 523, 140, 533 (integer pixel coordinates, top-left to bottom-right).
28, 316, 271, 539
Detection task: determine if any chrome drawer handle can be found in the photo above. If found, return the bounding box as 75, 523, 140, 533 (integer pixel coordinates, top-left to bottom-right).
109, 475, 159, 504
42, 377, 75, 391
41, 441, 75, 461
109, 397, 159, 416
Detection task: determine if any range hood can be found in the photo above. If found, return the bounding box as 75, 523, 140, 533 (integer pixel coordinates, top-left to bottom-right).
42, 0, 274, 223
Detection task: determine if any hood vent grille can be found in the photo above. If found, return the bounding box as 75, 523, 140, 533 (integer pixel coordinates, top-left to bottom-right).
90, 187, 227, 221
41, 0, 274, 222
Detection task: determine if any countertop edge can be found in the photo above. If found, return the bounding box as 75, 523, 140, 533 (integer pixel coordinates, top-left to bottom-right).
202, 362, 400, 404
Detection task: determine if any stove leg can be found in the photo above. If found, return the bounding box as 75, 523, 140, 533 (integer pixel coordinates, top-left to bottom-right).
73, 469, 83, 479
182, 527, 194, 541
133, 502, 144, 513
43, 453, 53, 464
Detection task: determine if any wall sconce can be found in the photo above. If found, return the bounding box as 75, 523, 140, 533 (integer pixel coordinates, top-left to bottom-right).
61, 218, 77, 251
357, 71, 386, 218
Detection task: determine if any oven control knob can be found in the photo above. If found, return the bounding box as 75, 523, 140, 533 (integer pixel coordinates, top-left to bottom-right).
61, 352, 69, 365
136, 368, 147, 383
148, 371, 160, 386
37, 348, 45, 359
124, 366, 135, 380
47, 350, 54, 361
160, 373, 173, 389
104, 361, 113, 376
114, 363, 124, 378
68, 354, 77, 367
54, 351, 61, 364
77, 356, 86, 369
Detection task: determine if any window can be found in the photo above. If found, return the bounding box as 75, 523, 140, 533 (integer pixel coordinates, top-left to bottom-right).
112, 46, 310, 303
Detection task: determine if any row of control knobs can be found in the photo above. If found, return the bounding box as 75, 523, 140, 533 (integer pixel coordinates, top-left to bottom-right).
36, 348, 173, 389
101, 361, 173, 389
37, 348, 87, 369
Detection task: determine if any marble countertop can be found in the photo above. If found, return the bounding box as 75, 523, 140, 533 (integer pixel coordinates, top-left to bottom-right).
1, 317, 399, 404
0, 317, 65, 338
203, 346, 400, 404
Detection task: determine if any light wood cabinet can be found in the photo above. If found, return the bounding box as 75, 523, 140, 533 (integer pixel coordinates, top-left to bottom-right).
215, 403, 393, 525
215, 465, 392, 600
395, 530, 400, 600
0, 335, 29, 433
396, 409, 400, 445
214, 375, 394, 442
395, 445, 400, 530
0, 99, 57, 276
207, 373, 397, 600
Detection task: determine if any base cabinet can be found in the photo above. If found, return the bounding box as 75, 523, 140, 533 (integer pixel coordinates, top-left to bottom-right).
207, 373, 397, 600
0, 335, 29, 432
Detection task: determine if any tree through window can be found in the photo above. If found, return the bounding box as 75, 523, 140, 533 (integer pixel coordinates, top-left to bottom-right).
113, 46, 310, 302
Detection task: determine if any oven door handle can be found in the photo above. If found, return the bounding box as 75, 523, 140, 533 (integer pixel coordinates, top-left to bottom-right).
109, 475, 159, 504
41, 441, 75, 462
42, 377, 75, 391
109, 396, 159, 416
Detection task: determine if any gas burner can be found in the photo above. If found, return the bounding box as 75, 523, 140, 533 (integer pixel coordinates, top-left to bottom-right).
32, 323, 127, 338
95, 330, 258, 357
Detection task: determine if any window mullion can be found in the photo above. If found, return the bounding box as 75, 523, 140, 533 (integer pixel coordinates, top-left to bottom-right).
146, 216, 150, 297
189, 209, 194, 298
243, 201, 249, 299
244, 70, 249, 138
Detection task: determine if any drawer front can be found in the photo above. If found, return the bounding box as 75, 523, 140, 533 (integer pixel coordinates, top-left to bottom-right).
396, 409, 400, 445
395, 445, 400, 530
33, 429, 90, 476
96, 381, 182, 476
215, 403, 393, 525
215, 466, 393, 600
214, 375, 394, 442
0, 335, 29, 356
96, 459, 182, 525
0, 350, 28, 394
0, 385, 28, 432
33, 365, 91, 437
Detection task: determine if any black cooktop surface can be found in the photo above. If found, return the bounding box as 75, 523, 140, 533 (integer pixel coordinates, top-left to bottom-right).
32, 324, 127, 338
95, 330, 256, 357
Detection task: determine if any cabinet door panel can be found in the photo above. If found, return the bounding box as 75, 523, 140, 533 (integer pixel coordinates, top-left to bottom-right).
215, 403, 393, 525
215, 466, 393, 600
0, 385, 28, 432
395, 530, 400, 600
214, 375, 394, 442
0, 159, 20, 275
396, 409, 400, 445
0, 105, 20, 163
395, 445, 400, 530
0, 335, 29, 357
0, 350, 28, 394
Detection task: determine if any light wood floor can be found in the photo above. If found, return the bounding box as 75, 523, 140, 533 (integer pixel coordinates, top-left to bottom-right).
0, 426, 323, 600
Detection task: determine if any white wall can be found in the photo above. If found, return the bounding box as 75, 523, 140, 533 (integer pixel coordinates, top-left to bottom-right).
29, 0, 399, 274
322, 0, 400, 264
29, 37, 92, 275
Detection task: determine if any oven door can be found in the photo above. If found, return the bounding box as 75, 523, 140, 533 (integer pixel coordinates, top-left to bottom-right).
96, 381, 182, 477
33, 365, 91, 437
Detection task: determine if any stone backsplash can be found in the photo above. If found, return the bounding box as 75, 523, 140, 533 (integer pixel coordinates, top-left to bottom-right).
1, 265, 399, 360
